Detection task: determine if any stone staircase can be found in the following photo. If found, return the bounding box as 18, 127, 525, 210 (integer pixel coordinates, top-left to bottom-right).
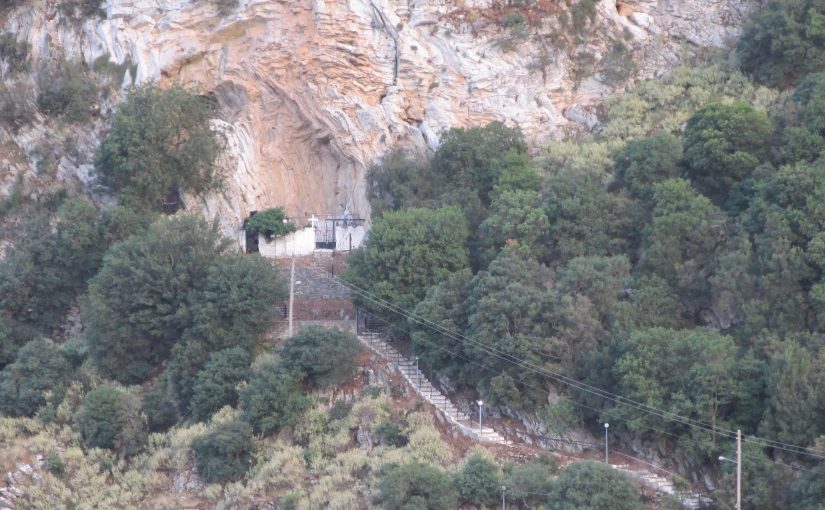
358, 331, 510, 445
610, 463, 706, 509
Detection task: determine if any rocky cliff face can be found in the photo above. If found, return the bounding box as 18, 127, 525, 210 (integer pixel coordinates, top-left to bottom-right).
0, 0, 753, 236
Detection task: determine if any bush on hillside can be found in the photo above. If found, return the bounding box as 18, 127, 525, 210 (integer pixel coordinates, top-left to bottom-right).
379, 462, 458, 510
189, 347, 251, 421
546, 461, 643, 510
37, 60, 98, 123
278, 327, 362, 388
0, 339, 72, 417
240, 361, 311, 436
453, 453, 501, 507
192, 419, 256, 483
74, 384, 146, 456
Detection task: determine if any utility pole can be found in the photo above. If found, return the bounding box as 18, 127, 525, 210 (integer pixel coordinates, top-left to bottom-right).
501, 485, 506, 510
719, 430, 743, 510
736, 429, 742, 510
415, 356, 420, 389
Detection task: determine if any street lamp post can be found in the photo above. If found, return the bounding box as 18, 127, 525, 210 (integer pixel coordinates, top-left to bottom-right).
604, 422, 610, 464
477, 400, 484, 434
719, 429, 743, 510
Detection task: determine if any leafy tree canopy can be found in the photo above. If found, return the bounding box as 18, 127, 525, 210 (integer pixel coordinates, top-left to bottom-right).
0, 339, 72, 417
95, 85, 223, 212
546, 461, 643, 510
244, 207, 297, 239
344, 206, 469, 313
240, 360, 311, 436
380, 462, 458, 510
683, 102, 772, 204
737, 0, 825, 88
278, 326, 362, 388
192, 419, 256, 483
74, 384, 145, 457
189, 347, 251, 421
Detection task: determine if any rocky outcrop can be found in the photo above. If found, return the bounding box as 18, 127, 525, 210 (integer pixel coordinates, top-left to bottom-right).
0, 0, 755, 236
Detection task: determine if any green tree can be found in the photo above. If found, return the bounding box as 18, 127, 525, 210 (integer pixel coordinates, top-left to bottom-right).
613, 328, 738, 459
544, 173, 642, 263
612, 133, 682, 202
453, 453, 500, 507
192, 419, 256, 483
760, 341, 825, 446
142, 375, 179, 432
412, 269, 473, 380
94, 85, 223, 212
478, 188, 550, 265
84, 215, 231, 383
503, 455, 557, 508
0, 198, 105, 362
683, 102, 772, 204
278, 327, 362, 388
464, 248, 557, 410
74, 384, 146, 457
344, 206, 469, 313
244, 207, 296, 239
367, 150, 434, 216
643, 179, 726, 311
380, 462, 458, 510
168, 253, 285, 404
189, 347, 251, 421
240, 361, 311, 436
737, 0, 825, 87
0, 339, 72, 417
546, 461, 643, 510
430, 122, 527, 209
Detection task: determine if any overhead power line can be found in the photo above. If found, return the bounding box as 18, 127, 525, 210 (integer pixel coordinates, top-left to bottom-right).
315, 268, 825, 462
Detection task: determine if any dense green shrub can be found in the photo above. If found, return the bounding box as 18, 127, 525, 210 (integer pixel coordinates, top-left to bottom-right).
85, 215, 230, 383
547, 461, 642, 510
86, 214, 283, 386
453, 453, 500, 506
380, 462, 458, 510
37, 60, 98, 122
189, 347, 251, 421
244, 207, 296, 239
612, 133, 682, 202
503, 455, 557, 508
683, 102, 772, 204
0, 339, 72, 417
240, 361, 311, 436
95, 85, 223, 212
737, 0, 825, 87
192, 419, 256, 483
344, 206, 469, 313
142, 376, 179, 433
278, 327, 362, 388
0, 198, 109, 361
74, 384, 146, 456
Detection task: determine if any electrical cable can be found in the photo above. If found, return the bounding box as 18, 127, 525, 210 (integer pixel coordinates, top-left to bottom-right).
328, 271, 825, 459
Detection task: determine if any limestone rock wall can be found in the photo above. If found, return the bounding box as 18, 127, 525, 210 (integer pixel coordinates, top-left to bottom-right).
0, 0, 755, 236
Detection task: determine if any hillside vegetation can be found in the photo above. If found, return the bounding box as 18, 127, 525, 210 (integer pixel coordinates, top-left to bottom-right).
2, 0, 825, 508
